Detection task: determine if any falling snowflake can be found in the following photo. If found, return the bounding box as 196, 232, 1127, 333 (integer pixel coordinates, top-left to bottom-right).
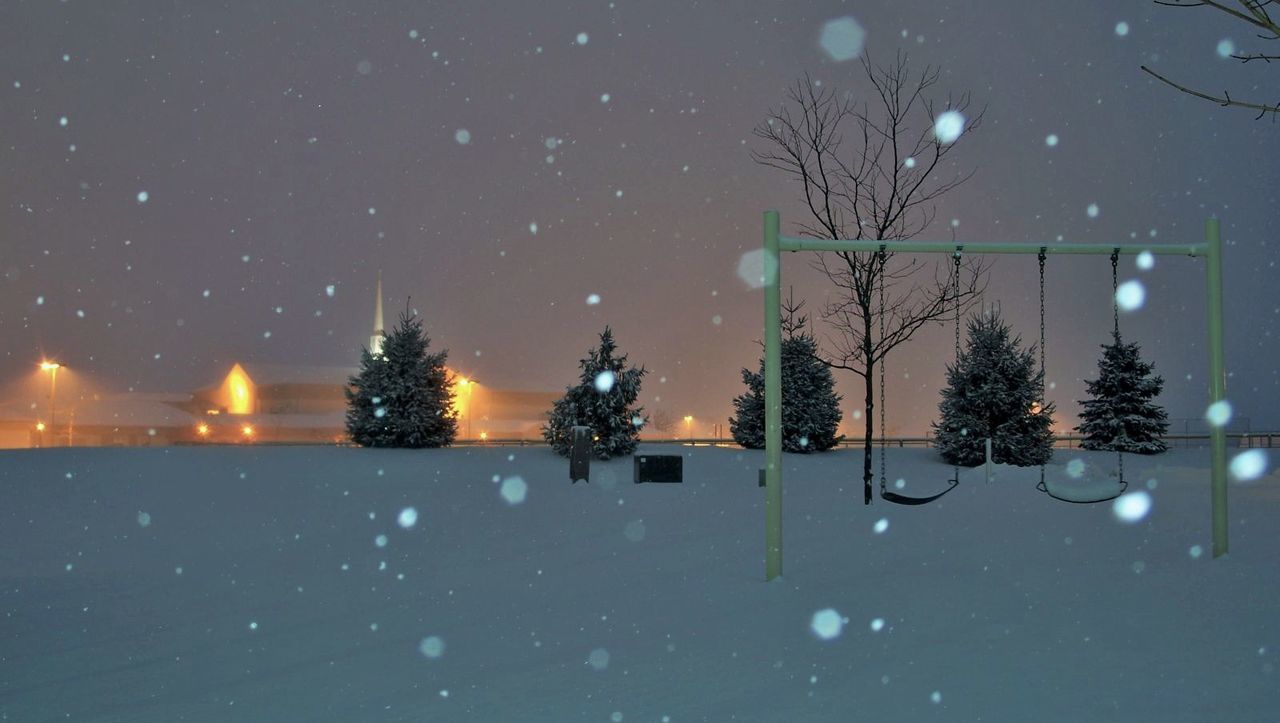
397, 507, 418, 529
1115, 280, 1145, 311
1205, 400, 1233, 427
419, 636, 446, 658
1230, 450, 1268, 481
1112, 491, 1152, 523
594, 370, 616, 393
810, 608, 845, 640
819, 17, 866, 61
933, 111, 965, 144
500, 476, 528, 505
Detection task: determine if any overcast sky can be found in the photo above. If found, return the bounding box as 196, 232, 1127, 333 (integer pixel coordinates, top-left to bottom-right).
2, 0, 1277, 435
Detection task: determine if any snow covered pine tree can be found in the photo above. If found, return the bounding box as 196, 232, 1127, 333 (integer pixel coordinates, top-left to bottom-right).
346, 310, 458, 448
934, 309, 1054, 466
543, 326, 648, 460
1076, 330, 1169, 453
730, 333, 843, 453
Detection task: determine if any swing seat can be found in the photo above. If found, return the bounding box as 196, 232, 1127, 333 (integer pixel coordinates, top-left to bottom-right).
1037, 478, 1128, 504
881, 476, 959, 506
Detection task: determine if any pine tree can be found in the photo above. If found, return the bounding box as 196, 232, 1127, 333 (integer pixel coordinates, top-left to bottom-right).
730, 297, 843, 452
933, 309, 1055, 466
1076, 330, 1169, 453
543, 326, 648, 459
346, 310, 457, 448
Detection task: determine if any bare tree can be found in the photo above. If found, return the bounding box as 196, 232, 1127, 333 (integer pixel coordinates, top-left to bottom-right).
649, 407, 675, 435
1142, 1, 1279, 119
752, 51, 989, 504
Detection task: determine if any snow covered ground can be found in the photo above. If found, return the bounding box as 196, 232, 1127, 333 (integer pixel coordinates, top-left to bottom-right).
1, 444, 1276, 722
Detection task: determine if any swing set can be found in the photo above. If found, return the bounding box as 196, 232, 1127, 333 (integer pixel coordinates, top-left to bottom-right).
760, 210, 1228, 581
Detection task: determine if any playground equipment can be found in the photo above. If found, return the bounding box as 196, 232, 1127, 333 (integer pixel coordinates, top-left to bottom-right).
760, 210, 1227, 581
875, 246, 960, 506
1035, 250, 1127, 504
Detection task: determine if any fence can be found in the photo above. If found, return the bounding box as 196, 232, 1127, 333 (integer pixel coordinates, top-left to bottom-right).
445, 433, 1277, 449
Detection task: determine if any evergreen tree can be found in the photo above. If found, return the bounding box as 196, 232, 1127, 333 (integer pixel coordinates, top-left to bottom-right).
933, 309, 1054, 466
730, 297, 843, 452
346, 310, 457, 448
543, 326, 648, 459
1076, 330, 1168, 453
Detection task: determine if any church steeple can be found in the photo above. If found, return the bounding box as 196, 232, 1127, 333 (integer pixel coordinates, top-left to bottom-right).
370, 271, 385, 356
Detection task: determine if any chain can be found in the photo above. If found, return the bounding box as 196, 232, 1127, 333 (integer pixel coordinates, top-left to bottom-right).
879, 247, 887, 487
1111, 249, 1124, 483
953, 251, 962, 363
1038, 250, 1047, 382
1111, 250, 1120, 338
951, 250, 962, 478
1038, 249, 1047, 491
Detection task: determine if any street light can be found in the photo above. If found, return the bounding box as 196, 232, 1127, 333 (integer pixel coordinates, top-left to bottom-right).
684, 415, 693, 445
459, 377, 476, 440
40, 361, 61, 446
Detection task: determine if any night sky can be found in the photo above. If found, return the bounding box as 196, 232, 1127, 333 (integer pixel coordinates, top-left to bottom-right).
3, 0, 1277, 435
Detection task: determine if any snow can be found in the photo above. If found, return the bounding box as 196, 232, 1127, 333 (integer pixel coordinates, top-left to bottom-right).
819, 17, 866, 62
933, 111, 965, 144
0, 445, 1276, 721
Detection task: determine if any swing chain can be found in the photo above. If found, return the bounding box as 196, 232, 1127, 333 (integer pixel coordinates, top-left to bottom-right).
878, 247, 887, 489
1038, 249, 1048, 492
1111, 249, 1124, 482
1110, 250, 1120, 338
953, 251, 962, 363
952, 250, 962, 477
1038, 249, 1047, 384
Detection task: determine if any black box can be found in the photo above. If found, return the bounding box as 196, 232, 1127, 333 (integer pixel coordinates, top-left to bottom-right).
569, 426, 591, 483
634, 454, 682, 483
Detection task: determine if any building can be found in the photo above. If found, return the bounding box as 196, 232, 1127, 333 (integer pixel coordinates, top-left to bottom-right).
0, 278, 559, 448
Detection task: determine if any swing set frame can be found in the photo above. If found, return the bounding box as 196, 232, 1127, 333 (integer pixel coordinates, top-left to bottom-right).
761, 210, 1228, 581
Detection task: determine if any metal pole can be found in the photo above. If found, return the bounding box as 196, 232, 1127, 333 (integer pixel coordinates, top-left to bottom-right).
50, 366, 58, 447
1206, 218, 1228, 557
778, 237, 1207, 257
764, 210, 783, 581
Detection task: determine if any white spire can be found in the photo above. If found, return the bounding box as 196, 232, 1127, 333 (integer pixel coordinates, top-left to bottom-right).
370, 271, 384, 356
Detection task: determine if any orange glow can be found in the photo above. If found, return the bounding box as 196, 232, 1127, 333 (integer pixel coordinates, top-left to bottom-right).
219, 363, 255, 414
241, 425, 254, 437
206, 409, 221, 415
197, 423, 210, 436
40, 361, 61, 371
479, 431, 488, 440
35, 422, 45, 431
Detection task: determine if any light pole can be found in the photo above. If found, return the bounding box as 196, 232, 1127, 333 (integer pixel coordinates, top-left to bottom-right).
40, 361, 60, 446
684, 415, 693, 445
459, 378, 476, 440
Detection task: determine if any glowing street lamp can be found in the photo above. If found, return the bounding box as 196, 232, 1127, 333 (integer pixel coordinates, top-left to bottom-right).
458, 377, 476, 439
241, 425, 255, 440
197, 423, 211, 439
40, 361, 61, 446
684, 415, 694, 445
